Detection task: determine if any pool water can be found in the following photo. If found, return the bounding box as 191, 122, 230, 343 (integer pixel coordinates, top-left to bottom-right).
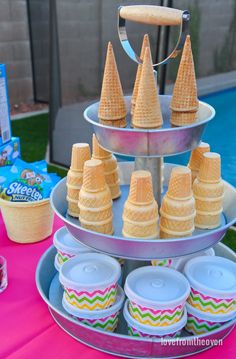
168, 87, 236, 186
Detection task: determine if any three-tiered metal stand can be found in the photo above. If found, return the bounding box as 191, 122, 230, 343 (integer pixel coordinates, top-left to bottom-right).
36, 5, 236, 358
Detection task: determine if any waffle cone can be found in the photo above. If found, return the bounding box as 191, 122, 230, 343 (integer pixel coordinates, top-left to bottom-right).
67, 169, 83, 186
160, 195, 195, 217
167, 166, 192, 200
79, 202, 113, 222
123, 200, 158, 222
80, 217, 113, 235
70, 143, 91, 171
78, 185, 112, 209
195, 196, 223, 212
132, 47, 163, 129
193, 178, 224, 198
123, 220, 158, 239
171, 110, 197, 126
198, 152, 221, 183
128, 170, 155, 205
98, 42, 127, 123
92, 134, 111, 160
105, 169, 119, 185
131, 34, 150, 116
160, 228, 193, 239
189, 169, 198, 184
82, 159, 106, 192
103, 155, 119, 172
109, 182, 121, 199
195, 211, 221, 229
188, 142, 210, 171
99, 117, 127, 128
170, 35, 198, 112
160, 216, 194, 233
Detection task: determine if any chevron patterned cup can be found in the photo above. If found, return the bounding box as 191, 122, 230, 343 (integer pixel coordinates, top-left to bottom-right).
62, 286, 125, 332
59, 253, 121, 311
185, 302, 234, 335
129, 301, 184, 327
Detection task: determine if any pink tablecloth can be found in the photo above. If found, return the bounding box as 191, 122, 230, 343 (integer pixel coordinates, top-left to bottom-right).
1, 213, 235, 359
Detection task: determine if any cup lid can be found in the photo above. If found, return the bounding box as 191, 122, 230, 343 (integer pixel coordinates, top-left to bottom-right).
123, 300, 187, 335
53, 227, 92, 254
62, 285, 125, 319
59, 253, 121, 290
176, 247, 215, 272
124, 266, 190, 308
184, 256, 236, 298
185, 302, 236, 323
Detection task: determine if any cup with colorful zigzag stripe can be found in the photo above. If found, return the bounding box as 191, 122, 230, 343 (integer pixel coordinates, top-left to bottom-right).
185, 301, 235, 335
184, 256, 236, 316
62, 285, 125, 332
53, 227, 94, 270
59, 253, 121, 310
124, 266, 190, 327
124, 300, 187, 338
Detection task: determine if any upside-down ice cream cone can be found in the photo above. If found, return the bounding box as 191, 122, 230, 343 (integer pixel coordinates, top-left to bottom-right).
67, 197, 80, 218
122, 171, 159, 239
198, 152, 221, 184
188, 142, 210, 183
160, 166, 195, 239
131, 34, 150, 117
132, 47, 163, 129
170, 35, 199, 126
167, 166, 192, 200
92, 134, 121, 199
98, 42, 127, 127
78, 159, 113, 234
193, 179, 224, 198
70, 143, 91, 172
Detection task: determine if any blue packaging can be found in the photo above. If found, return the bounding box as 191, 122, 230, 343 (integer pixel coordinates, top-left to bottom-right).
0, 137, 21, 166
0, 64, 12, 145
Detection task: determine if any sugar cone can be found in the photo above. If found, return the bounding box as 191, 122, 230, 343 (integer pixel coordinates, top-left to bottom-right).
188, 142, 210, 171
67, 197, 79, 218
67, 169, 83, 186
123, 220, 158, 239
195, 211, 221, 229
79, 202, 113, 222
67, 184, 81, 200
80, 217, 114, 235
99, 118, 127, 128
193, 178, 224, 198
70, 143, 91, 171
170, 35, 199, 113
128, 170, 154, 205
198, 152, 221, 183
160, 216, 195, 233
98, 42, 127, 126
131, 34, 150, 116
123, 201, 158, 222
92, 134, 111, 160
132, 47, 163, 129
107, 181, 121, 200
167, 166, 192, 200
161, 195, 195, 218
195, 196, 223, 212
82, 159, 106, 192
103, 155, 119, 173
171, 110, 197, 126
79, 186, 112, 208
105, 169, 119, 185
160, 228, 193, 239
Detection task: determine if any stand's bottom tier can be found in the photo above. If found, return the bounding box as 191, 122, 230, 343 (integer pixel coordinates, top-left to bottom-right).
36, 244, 236, 359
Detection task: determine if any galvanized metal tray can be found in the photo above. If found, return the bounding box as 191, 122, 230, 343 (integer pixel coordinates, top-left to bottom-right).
50, 163, 236, 260
84, 96, 215, 157
36, 243, 236, 359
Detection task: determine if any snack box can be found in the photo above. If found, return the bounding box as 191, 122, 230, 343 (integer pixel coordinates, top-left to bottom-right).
0, 64, 12, 146
0, 137, 21, 166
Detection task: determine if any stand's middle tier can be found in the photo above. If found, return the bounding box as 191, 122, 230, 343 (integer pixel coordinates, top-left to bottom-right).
84, 96, 215, 158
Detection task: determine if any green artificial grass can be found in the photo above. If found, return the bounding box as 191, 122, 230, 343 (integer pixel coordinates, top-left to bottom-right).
11, 114, 236, 250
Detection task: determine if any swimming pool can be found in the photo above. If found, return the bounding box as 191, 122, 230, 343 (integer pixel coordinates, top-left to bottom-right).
168, 87, 236, 186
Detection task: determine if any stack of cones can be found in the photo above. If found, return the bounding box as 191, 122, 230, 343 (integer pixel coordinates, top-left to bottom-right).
131, 34, 150, 118
78, 159, 114, 234
92, 134, 121, 199
67, 143, 91, 218
193, 152, 224, 229
170, 35, 199, 126
132, 46, 163, 129
122, 171, 159, 239
98, 42, 127, 128
188, 142, 210, 183
160, 167, 195, 239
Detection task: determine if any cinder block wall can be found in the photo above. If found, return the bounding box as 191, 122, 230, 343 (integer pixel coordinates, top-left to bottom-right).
0, 0, 33, 105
